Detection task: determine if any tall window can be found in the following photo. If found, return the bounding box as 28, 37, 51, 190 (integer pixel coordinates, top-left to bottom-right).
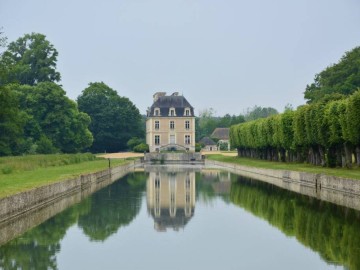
155, 135, 160, 145
170, 121, 175, 129
185, 108, 190, 116
155, 121, 159, 130
154, 108, 160, 116
185, 135, 191, 145
185, 120, 190, 130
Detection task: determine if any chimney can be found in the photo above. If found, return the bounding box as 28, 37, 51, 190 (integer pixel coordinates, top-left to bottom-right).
153, 92, 166, 102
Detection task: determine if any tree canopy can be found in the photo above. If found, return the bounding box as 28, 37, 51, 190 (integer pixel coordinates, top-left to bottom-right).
244, 105, 278, 121
304, 46, 360, 103
17, 82, 93, 153
77, 82, 143, 153
0, 33, 60, 86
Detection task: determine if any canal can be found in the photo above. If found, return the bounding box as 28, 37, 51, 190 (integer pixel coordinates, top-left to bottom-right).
0, 166, 359, 269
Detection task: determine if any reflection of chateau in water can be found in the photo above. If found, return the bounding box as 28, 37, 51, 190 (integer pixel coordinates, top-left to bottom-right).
147, 171, 195, 232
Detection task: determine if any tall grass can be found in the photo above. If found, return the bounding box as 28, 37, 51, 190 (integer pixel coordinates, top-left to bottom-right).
0, 154, 131, 198
0, 153, 97, 174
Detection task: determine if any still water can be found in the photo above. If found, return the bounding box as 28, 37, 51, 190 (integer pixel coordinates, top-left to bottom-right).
0, 166, 360, 270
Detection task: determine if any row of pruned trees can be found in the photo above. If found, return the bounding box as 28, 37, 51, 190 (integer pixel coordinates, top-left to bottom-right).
230, 90, 360, 167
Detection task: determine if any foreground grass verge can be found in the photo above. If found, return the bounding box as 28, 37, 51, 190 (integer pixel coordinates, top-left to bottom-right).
0, 154, 131, 198
207, 154, 360, 180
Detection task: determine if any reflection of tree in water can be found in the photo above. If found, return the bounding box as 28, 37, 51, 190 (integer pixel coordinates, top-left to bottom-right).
230, 176, 360, 270
0, 204, 79, 270
78, 172, 146, 241
0, 172, 147, 269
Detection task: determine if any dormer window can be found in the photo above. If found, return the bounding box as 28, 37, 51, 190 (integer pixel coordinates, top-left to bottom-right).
184, 108, 191, 116
169, 108, 176, 116
154, 108, 160, 116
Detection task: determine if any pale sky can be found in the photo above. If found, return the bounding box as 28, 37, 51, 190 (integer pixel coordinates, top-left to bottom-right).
1, 0, 360, 116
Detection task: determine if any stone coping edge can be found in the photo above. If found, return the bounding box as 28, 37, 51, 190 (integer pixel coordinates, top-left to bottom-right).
206, 160, 360, 195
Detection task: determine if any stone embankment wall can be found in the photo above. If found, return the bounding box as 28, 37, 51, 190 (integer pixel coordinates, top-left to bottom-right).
0, 160, 141, 225
206, 160, 360, 211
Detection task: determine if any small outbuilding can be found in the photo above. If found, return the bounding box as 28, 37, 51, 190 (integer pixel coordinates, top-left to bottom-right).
211, 128, 230, 150
199, 137, 218, 151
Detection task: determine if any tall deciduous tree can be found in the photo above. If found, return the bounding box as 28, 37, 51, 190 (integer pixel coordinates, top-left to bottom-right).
244, 105, 278, 121
77, 82, 143, 153
16, 82, 93, 153
0, 85, 25, 156
304, 46, 360, 103
1, 33, 60, 86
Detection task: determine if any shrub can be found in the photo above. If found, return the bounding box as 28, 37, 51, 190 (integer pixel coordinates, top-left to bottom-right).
133, 143, 149, 153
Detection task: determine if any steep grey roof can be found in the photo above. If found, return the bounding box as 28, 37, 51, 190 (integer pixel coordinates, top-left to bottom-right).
211, 128, 230, 140
199, 137, 217, 146
148, 95, 194, 117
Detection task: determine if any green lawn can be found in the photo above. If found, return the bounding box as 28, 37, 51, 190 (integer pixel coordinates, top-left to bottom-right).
207, 154, 360, 180
0, 154, 131, 198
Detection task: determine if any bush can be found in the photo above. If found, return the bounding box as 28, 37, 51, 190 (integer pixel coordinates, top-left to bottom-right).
36, 136, 58, 154
133, 143, 149, 153
195, 143, 203, 152
1, 166, 13, 174
127, 137, 144, 150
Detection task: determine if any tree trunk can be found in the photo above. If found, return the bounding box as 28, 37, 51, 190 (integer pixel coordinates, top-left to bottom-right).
344, 143, 353, 168
280, 148, 286, 162
273, 149, 279, 161
356, 146, 360, 167
318, 146, 326, 167
308, 147, 314, 165
336, 145, 342, 167
327, 146, 336, 168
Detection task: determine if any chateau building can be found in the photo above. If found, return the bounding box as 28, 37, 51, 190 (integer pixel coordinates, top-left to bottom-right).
146, 92, 196, 152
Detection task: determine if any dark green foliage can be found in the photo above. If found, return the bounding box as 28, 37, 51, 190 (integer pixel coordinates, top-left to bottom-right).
0, 32, 94, 155
304, 47, 360, 103
127, 137, 144, 150
77, 82, 143, 153
0, 85, 26, 156
195, 143, 203, 152
1, 33, 60, 86
133, 143, 149, 153
36, 135, 58, 154
16, 82, 93, 153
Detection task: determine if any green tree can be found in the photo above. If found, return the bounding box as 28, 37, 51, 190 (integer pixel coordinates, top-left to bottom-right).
77, 82, 143, 153
304, 46, 360, 103
16, 82, 93, 153
346, 90, 360, 165
1, 32, 60, 86
0, 85, 25, 155
244, 105, 278, 121
127, 137, 144, 150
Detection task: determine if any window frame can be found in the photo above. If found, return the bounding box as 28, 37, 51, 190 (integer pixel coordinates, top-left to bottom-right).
185, 120, 190, 130
155, 120, 160, 130
155, 135, 160, 145
185, 135, 191, 145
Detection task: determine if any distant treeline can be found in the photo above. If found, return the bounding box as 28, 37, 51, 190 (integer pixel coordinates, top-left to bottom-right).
230, 46, 360, 167
196, 106, 279, 140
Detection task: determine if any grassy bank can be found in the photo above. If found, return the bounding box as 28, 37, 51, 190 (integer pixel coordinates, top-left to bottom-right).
207, 154, 360, 180
0, 154, 131, 198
